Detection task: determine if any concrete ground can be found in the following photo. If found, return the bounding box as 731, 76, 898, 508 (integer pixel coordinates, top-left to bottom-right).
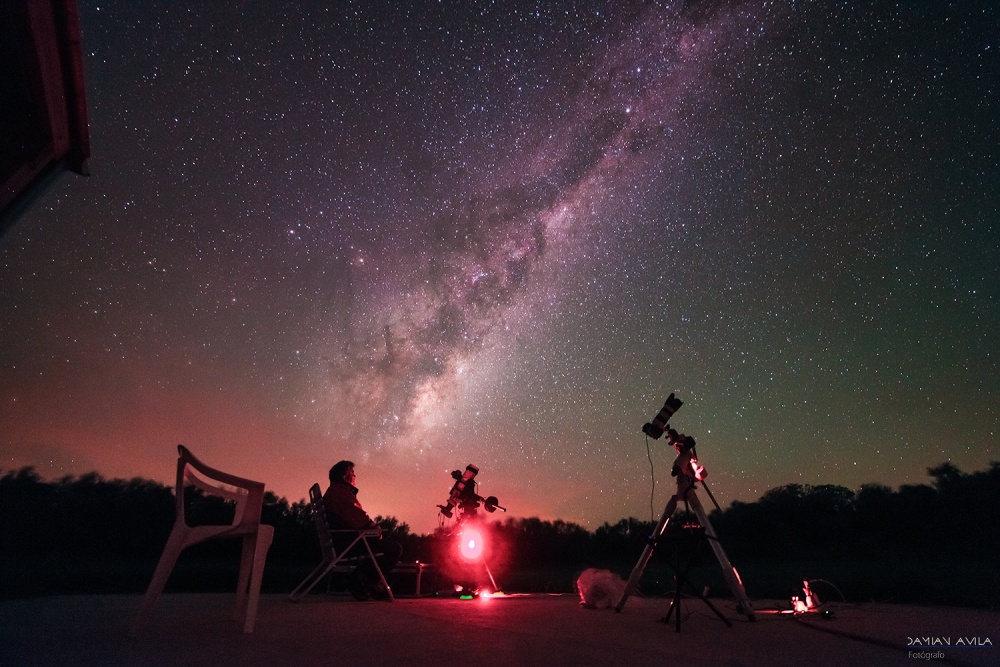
1, 593, 996, 666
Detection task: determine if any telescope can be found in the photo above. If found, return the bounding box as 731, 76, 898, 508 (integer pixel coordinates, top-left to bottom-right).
437, 464, 505, 518
642, 393, 683, 439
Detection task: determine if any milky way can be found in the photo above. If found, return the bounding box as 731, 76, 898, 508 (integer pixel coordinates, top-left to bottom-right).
323, 2, 784, 445
2, 1, 997, 533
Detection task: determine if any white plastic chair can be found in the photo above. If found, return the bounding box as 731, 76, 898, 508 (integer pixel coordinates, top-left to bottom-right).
288, 483, 393, 602
131, 445, 274, 634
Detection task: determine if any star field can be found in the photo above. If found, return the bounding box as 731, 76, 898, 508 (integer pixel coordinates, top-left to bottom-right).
2, 1, 997, 533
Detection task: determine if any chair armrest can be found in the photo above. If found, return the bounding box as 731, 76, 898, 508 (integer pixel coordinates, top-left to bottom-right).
330, 528, 382, 537
178, 445, 265, 492
176, 445, 266, 526
185, 468, 248, 502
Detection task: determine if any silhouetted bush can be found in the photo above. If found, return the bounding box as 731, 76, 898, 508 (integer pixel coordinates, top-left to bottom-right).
2, 461, 998, 607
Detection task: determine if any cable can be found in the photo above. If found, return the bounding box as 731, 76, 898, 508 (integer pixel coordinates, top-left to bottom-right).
807, 578, 846, 603
645, 434, 656, 523
787, 581, 974, 667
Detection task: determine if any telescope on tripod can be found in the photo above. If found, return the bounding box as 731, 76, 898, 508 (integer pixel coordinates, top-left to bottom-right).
437, 464, 505, 596
616, 394, 756, 626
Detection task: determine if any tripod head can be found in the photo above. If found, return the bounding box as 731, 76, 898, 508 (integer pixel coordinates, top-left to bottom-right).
665, 428, 707, 482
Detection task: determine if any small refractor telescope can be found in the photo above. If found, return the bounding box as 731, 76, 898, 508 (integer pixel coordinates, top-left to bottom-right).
437, 464, 505, 518
642, 393, 683, 439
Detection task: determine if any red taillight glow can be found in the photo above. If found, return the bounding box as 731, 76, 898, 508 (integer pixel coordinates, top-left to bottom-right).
459, 528, 484, 561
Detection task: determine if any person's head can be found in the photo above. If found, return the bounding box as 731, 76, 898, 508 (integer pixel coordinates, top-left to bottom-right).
330, 460, 356, 485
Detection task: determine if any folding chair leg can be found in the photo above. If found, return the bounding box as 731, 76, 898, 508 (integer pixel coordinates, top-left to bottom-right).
362, 539, 394, 602
289, 561, 330, 602
289, 556, 348, 602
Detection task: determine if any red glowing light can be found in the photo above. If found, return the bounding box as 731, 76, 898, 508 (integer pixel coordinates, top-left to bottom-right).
459, 527, 485, 561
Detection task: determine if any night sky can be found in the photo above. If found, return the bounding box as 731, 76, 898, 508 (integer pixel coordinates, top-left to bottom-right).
2, 1, 997, 535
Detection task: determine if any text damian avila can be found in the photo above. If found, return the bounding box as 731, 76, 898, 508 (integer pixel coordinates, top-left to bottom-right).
907, 637, 993, 647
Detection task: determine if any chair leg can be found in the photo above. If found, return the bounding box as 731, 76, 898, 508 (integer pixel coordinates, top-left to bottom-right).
362, 539, 394, 602
131, 528, 188, 635
289, 551, 356, 602
240, 526, 274, 633
234, 534, 255, 622
289, 557, 336, 602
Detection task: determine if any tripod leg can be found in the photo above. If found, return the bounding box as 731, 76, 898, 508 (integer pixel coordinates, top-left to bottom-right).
615, 495, 679, 612
484, 562, 498, 592
687, 492, 755, 620
698, 594, 733, 627
669, 563, 685, 632
661, 591, 681, 631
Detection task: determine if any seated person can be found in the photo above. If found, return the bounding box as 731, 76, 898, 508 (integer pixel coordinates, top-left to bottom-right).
323, 460, 402, 600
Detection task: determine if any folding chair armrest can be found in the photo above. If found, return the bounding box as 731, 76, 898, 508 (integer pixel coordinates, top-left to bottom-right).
330, 528, 382, 538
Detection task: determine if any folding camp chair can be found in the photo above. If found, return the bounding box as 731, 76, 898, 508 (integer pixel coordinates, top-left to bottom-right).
288, 483, 394, 602
131, 445, 274, 634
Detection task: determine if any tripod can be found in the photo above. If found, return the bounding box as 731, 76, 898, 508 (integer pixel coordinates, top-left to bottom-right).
437, 464, 505, 596
615, 447, 755, 624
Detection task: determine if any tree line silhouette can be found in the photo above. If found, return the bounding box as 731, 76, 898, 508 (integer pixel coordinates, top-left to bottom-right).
2, 461, 997, 607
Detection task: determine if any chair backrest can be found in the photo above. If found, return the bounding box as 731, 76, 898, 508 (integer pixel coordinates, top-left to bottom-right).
175, 444, 265, 530
308, 483, 336, 560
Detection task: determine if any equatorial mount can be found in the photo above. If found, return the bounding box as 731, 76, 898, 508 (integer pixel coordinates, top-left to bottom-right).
437, 464, 506, 520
